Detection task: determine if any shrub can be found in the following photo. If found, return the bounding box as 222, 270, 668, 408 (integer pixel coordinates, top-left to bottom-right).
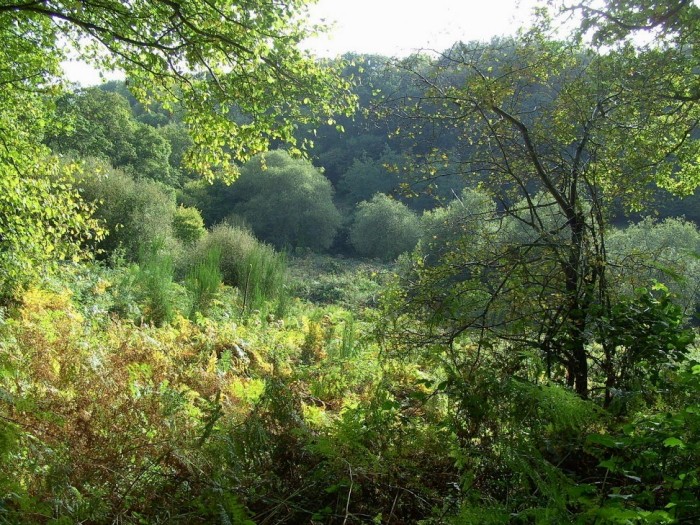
226, 150, 342, 251
76, 159, 178, 259
186, 244, 222, 317
349, 193, 421, 261
136, 240, 176, 326
606, 217, 700, 318
172, 205, 206, 245
184, 224, 287, 312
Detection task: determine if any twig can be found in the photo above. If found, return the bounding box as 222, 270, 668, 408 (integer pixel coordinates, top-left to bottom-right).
388, 489, 400, 523
342, 461, 354, 525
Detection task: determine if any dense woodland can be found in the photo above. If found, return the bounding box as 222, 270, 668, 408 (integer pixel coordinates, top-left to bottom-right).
1, 0, 699, 523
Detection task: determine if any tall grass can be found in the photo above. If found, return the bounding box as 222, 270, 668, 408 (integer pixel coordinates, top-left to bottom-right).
137, 240, 175, 326
241, 244, 287, 314
183, 224, 288, 316
186, 245, 222, 317
338, 314, 357, 359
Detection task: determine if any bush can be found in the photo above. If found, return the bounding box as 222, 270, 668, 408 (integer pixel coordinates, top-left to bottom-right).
606, 217, 700, 318
186, 244, 222, 317
76, 159, 178, 259
172, 205, 206, 245
226, 150, 342, 251
349, 193, 421, 261
184, 224, 287, 312
136, 240, 176, 326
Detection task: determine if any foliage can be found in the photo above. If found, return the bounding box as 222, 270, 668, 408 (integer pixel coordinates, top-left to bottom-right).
288, 254, 390, 309
157, 122, 194, 181
136, 240, 177, 326
76, 159, 178, 259
593, 284, 696, 408
0, 236, 697, 524
227, 150, 342, 251
349, 194, 422, 261
48, 89, 135, 163
583, 358, 700, 524
131, 124, 176, 185
0, 0, 353, 304
0, 153, 100, 302
337, 147, 404, 206
184, 224, 287, 312
186, 245, 222, 317
3, 1, 700, 523
46, 88, 182, 185
172, 205, 206, 246
0, 287, 265, 523
385, 28, 700, 397
606, 217, 700, 319
1, 0, 355, 180
420, 188, 496, 263
569, 0, 700, 53
0, 82, 100, 302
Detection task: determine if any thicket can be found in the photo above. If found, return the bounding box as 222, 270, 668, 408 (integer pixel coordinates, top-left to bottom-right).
185, 150, 342, 251
2, 253, 697, 523
76, 159, 179, 259
349, 194, 422, 261
182, 224, 288, 314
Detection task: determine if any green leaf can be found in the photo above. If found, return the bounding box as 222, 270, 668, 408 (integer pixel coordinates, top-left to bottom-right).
662, 437, 685, 448
587, 434, 619, 448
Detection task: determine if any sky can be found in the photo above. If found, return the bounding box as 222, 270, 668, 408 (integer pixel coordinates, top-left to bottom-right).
63, 0, 541, 85
304, 0, 540, 57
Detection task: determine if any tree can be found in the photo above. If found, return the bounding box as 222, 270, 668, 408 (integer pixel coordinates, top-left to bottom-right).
299, 54, 410, 185
560, 0, 700, 120
2, 0, 353, 178
228, 150, 342, 251
420, 188, 496, 264
386, 30, 700, 398
0, 0, 352, 299
158, 122, 195, 184
131, 125, 176, 185
76, 159, 178, 258
46, 88, 180, 185
569, 0, 699, 51
0, 91, 99, 300
46, 88, 138, 166
337, 147, 404, 206
349, 193, 421, 261
606, 217, 700, 319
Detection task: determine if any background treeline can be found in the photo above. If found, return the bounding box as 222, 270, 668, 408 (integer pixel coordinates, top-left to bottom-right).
46, 49, 700, 268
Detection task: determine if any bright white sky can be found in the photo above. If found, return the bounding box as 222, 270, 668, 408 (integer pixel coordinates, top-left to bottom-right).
64, 0, 541, 85
304, 0, 540, 57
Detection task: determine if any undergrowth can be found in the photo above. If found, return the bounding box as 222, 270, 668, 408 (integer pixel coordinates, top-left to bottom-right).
1, 256, 698, 524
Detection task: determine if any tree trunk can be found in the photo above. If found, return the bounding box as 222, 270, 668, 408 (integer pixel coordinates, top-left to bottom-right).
564, 212, 590, 398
